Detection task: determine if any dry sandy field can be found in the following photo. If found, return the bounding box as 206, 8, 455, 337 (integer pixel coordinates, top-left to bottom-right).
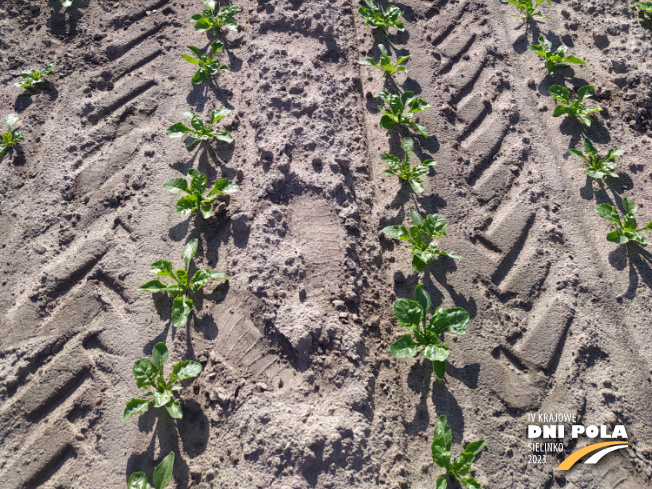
1, 0, 652, 488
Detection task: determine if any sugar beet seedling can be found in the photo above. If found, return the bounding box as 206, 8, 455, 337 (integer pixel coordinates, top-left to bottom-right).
549, 85, 602, 127
358, 0, 405, 33
139, 238, 229, 328
190, 0, 242, 34
382, 208, 462, 273
123, 343, 202, 422
596, 196, 652, 245
167, 109, 233, 148
14, 60, 55, 90
128, 452, 175, 489
359, 44, 410, 77
382, 137, 436, 194
569, 138, 622, 180
182, 40, 229, 84
164, 169, 238, 219
432, 415, 486, 488
501, 0, 551, 19
527, 35, 585, 75
390, 284, 469, 381
0, 114, 25, 157
379, 90, 431, 138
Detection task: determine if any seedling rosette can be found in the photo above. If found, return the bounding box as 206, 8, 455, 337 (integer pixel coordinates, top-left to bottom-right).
128, 452, 174, 489
190, 0, 242, 33
596, 196, 652, 245
432, 415, 486, 489
164, 169, 238, 219
139, 238, 229, 328
182, 40, 229, 84
549, 85, 601, 127
0, 114, 25, 157
358, 0, 405, 33
569, 138, 622, 179
382, 208, 462, 272
123, 343, 202, 422
359, 44, 410, 77
14, 61, 55, 90
390, 284, 469, 381
527, 35, 585, 75
501, 0, 551, 19
379, 90, 430, 138
382, 137, 436, 194
167, 109, 233, 149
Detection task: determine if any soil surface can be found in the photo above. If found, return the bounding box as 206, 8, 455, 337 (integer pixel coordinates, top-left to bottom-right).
1, 0, 652, 488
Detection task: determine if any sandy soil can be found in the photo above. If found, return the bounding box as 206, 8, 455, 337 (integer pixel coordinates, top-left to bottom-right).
1, 0, 652, 488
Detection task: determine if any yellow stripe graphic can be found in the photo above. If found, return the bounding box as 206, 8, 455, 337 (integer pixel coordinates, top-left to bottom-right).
555, 441, 628, 471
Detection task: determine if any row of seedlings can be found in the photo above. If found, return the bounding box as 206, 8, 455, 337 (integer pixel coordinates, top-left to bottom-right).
358, 2, 487, 488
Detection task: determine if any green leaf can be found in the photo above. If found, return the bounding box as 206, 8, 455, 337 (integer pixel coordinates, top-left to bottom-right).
182, 238, 198, 270
413, 122, 429, 138
464, 439, 487, 456
152, 343, 169, 370
192, 69, 208, 84
460, 477, 482, 489
564, 55, 585, 65
140, 279, 167, 293
414, 284, 431, 314
409, 179, 424, 194
429, 307, 470, 335
432, 360, 446, 381
423, 213, 448, 237
172, 295, 193, 328
153, 389, 173, 408
166, 283, 184, 296
181, 54, 200, 66
393, 299, 423, 328
208, 178, 238, 196
123, 398, 151, 423
595, 204, 621, 224
151, 260, 175, 279
165, 400, 183, 419
577, 85, 594, 102
200, 202, 213, 219
166, 123, 192, 138
61, 0, 73, 6
432, 415, 452, 468
401, 137, 414, 159
188, 169, 208, 194
623, 196, 637, 214
436, 476, 448, 489
411, 254, 427, 273
211, 271, 229, 281
152, 452, 175, 489
189, 269, 213, 292
389, 334, 420, 358
175, 195, 198, 216
549, 85, 569, 102
211, 108, 231, 123
133, 359, 159, 388
423, 343, 451, 362
172, 360, 203, 381
623, 213, 638, 231
552, 105, 568, 117
163, 178, 189, 194
4, 113, 19, 131
379, 115, 396, 130
382, 225, 408, 240
606, 230, 628, 244
128, 472, 152, 489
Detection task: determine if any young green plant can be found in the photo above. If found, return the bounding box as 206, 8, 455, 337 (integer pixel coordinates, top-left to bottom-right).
164, 169, 238, 219
190, 0, 242, 33
432, 415, 486, 489
14, 61, 55, 90
358, 0, 405, 33
0, 114, 25, 157
501, 0, 551, 18
390, 284, 470, 381
596, 196, 652, 245
166, 109, 233, 148
382, 137, 436, 194
382, 208, 462, 273
182, 40, 228, 84
527, 35, 585, 75
128, 452, 174, 489
359, 44, 410, 77
378, 90, 430, 138
139, 238, 229, 328
569, 138, 622, 179
123, 343, 202, 422
549, 85, 601, 127
635, 2, 652, 16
